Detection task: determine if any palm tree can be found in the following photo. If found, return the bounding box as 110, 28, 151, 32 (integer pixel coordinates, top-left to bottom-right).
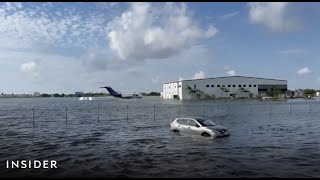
243, 88, 250, 97
238, 87, 249, 98
219, 87, 225, 98
186, 85, 204, 99
185, 85, 196, 99
238, 87, 244, 97
220, 87, 230, 98
204, 93, 213, 99
267, 88, 273, 97
224, 88, 230, 97
267, 86, 283, 98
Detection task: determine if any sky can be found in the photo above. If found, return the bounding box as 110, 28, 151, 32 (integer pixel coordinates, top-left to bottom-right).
0, 2, 319, 94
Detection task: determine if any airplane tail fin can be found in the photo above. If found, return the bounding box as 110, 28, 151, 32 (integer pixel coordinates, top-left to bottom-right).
100, 86, 121, 97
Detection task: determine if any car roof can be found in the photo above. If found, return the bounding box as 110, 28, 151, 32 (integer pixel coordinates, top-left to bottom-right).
176, 117, 207, 119
175, 117, 208, 121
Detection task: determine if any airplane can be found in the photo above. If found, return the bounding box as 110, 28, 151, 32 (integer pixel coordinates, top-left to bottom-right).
100, 86, 143, 99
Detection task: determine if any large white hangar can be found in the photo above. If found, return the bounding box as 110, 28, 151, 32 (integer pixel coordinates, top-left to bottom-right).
161, 76, 287, 100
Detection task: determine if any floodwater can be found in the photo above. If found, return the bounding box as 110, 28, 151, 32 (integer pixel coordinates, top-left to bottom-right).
0, 97, 320, 178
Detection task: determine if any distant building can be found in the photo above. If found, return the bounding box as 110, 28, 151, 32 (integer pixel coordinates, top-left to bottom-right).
161, 76, 287, 100
316, 92, 320, 97
75, 92, 84, 97
294, 90, 304, 98
285, 90, 294, 98
33, 92, 41, 96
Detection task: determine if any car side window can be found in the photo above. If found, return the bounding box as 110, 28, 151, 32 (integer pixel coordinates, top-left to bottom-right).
188, 120, 199, 127
177, 119, 188, 125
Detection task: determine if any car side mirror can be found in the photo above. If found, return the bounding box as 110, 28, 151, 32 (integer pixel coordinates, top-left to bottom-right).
196, 124, 200, 128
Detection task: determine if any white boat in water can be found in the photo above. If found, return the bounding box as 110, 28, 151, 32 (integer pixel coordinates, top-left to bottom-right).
78, 96, 113, 101
262, 96, 272, 100
79, 97, 93, 101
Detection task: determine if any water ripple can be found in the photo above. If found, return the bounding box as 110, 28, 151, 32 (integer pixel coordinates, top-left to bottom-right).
1, 98, 320, 177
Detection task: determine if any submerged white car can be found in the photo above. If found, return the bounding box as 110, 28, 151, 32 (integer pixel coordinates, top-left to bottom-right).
170, 117, 230, 137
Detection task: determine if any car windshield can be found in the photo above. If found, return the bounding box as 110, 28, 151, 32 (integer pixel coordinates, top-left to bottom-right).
195, 118, 216, 126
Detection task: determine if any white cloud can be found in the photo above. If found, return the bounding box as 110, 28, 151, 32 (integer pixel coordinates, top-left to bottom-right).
224, 65, 236, 76
248, 2, 300, 32
107, 2, 217, 61
278, 49, 307, 54
220, 11, 239, 20
296, 67, 312, 76
20, 61, 42, 83
193, 71, 205, 79
0, 3, 108, 50
0, 49, 86, 91
20, 61, 37, 73
226, 70, 236, 76
152, 76, 160, 84
0, 3, 218, 93
3, 2, 22, 11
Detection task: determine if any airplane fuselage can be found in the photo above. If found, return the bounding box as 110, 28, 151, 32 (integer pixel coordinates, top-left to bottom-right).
100, 86, 143, 99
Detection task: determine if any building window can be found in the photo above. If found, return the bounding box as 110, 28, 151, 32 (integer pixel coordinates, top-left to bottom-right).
228, 85, 231, 87
239, 85, 241, 87
249, 85, 252, 87
211, 85, 214, 87
233, 85, 236, 87
222, 85, 225, 87
254, 85, 256, 87
243, 85, 246, 87
178, 85, 181, 87
206, 85, 209, 87
217, 85, 220, 87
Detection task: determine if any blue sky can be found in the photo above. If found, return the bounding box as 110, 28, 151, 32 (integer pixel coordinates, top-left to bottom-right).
0, 2, 319, 94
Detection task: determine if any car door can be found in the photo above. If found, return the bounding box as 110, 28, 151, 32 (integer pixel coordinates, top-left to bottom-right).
177, 119, 189, 134
188, 119, 202, 135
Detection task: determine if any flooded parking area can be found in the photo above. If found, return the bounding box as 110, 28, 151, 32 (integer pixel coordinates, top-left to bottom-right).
0, 97, 320, 177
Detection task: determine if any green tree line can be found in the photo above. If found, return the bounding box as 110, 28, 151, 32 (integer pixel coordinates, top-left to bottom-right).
39, 92, 161, 97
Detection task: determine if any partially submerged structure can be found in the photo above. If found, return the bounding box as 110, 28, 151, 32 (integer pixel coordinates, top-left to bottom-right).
161, 76, 287, 100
